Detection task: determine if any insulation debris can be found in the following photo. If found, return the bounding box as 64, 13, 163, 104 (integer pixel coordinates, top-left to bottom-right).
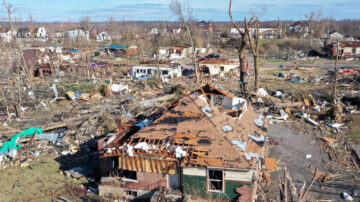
134, 142, 150, 153
248, 132, 266, 143
245, 153, 261, 161
222, 125, 233, 132
174, 146, 186, 158
126, 145, 134, 157
255, 114, 265, 127
231, 139, 248, 151
201, 105, 214, 117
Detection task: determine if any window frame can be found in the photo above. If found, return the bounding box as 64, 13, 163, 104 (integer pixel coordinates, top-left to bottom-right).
207, 168, 225, 193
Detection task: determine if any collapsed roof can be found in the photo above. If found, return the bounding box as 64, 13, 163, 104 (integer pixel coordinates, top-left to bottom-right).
100, 83, 266, 171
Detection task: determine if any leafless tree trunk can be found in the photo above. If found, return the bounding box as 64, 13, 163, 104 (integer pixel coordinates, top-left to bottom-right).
229, 0, 253, 95
28, 13, 34, 43
170, 0, 199, 83
245, 20, 260, 92
2, 0, 17, 44
247, 20, 281, 92
107, 16, 116, 41
332, 40, 340, 104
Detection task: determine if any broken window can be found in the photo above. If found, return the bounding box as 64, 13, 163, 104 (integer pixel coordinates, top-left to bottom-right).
120, 170, 137, 181
201, 66, 210, 74
220, 66, 224, 71
208, 169, 224, 192
352, 48, 356, 54
162, 70, 169, 75
112, 157, 119, 169
214, 95, 224, 106
125, 190, 138, 197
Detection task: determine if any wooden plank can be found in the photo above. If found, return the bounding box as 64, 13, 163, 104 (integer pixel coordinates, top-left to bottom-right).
120, 156, 125, 169
159, 158, 165, 173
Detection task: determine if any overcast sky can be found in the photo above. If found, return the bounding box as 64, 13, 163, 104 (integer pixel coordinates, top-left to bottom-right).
1, 0, 359, 22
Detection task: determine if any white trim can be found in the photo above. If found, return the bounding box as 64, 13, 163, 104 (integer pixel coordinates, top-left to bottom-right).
207, 168, 225, 193
121, 177, 138, 183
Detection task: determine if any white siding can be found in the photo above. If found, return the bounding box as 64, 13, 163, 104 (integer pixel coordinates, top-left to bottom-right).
356, 47, 360, 54
223, 64, 239, 72
344, 47, 352, 54
224, 170, 253, 182
183, 167, 206, 176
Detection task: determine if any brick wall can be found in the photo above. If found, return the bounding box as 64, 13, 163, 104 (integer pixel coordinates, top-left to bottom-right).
123, 172, 167, 191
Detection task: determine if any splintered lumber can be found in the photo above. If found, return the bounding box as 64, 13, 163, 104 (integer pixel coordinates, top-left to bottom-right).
44, 112, 102, 131
290, 108, 331, 116
265, 158, 277, 171
274, 102, 303, 108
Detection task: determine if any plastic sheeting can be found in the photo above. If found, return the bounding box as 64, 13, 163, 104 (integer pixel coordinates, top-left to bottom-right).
0, 128, 43, 154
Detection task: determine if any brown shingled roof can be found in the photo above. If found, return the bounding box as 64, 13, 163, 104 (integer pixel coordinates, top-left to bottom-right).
101, 84, 266, 170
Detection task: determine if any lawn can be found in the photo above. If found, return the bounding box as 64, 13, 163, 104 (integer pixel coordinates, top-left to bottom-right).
0, 155, 94, 201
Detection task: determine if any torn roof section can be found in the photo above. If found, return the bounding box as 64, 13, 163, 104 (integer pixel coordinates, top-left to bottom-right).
100, 83, 266, 170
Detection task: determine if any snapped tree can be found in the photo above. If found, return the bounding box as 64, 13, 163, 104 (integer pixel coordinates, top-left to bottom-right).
228, 0, 253, 95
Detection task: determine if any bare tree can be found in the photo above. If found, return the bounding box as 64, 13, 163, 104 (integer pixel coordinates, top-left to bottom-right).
332, 40, 340, 104
170, 0, 199, 83
306, 10, 322, 47
245, 20, 260, 92
80, 16, 91, 32
229, 0, 253, 94
2, 0, 17, 43
107, 16, 116, 41
246, 20, 281, 92
28, 13, 35, 43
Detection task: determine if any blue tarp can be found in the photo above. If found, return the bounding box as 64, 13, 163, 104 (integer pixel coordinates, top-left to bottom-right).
70, 49, 78, 53
109, 45, 123, 49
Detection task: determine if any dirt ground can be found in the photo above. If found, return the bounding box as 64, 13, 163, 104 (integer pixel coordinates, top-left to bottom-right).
263, 124, 360, 201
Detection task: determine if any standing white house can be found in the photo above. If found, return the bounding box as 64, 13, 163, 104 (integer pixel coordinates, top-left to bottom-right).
34, 27, 48, 39
149, 28, 159, 35
230, 27, 282, 39
0, 28, 15, 42
96, 31, 111, 41
329, 32, 344, 41
130, 65, 182, 81
199, 58, 240, 75
64, 29, 89, 41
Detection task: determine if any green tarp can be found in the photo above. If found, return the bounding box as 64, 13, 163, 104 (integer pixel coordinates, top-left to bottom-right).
0, 128, 43, 153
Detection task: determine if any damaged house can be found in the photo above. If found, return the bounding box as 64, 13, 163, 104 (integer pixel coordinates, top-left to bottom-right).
130, 65, 182, 81
64, 29, 90, 41
17, 27, 32, 38
34, 27, 48, 39
157, 46, 192, 60
98, 84, 267, 201
0, 28, 14, 42
199, 58, 240, 75
325, 42, 360, 59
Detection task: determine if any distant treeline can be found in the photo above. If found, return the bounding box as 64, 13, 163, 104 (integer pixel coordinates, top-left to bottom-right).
2, 19, 359, 37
